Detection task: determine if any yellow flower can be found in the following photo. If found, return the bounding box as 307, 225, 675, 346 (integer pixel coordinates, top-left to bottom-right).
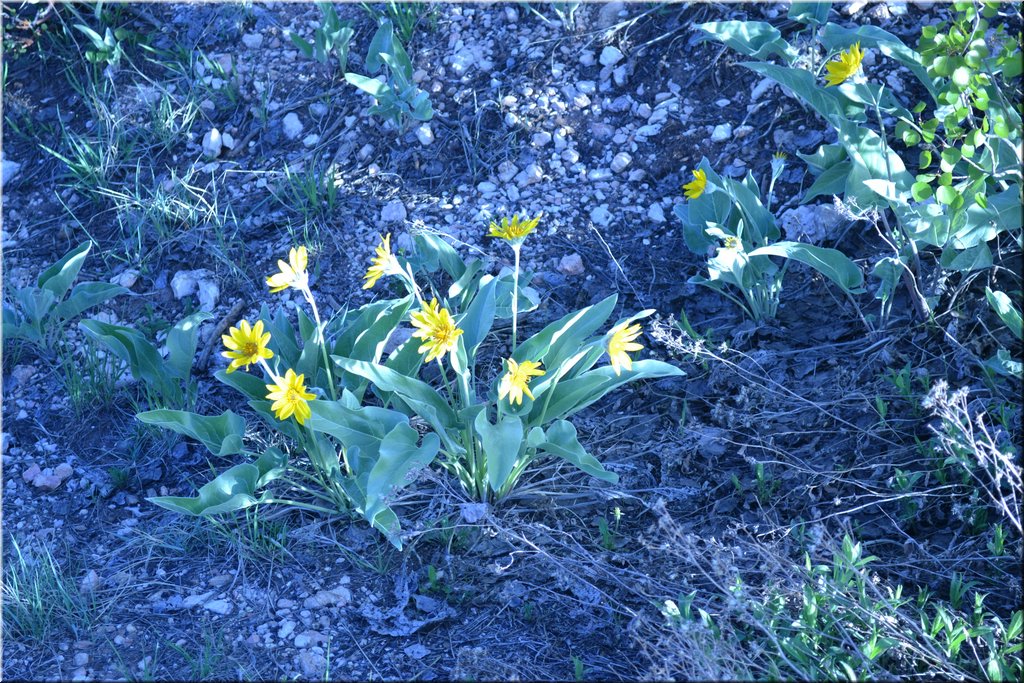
487, 214, 542, 244
362, 233, 401, 289
722, 235, 740, 250
221, 319, 273, 374
824, 42, 864, 87
498, 359, 545, 406
265, 368, 316, 425
607, 322, 644, 376
683, 169, 707, 200
266, 246, 309, 293
410, 298, 464, 363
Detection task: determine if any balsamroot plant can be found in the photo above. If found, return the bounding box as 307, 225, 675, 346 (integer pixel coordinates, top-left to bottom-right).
140, 213, 682, 547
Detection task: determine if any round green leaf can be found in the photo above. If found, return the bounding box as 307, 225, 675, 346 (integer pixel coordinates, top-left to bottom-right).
936, 185, 958, 205
912, 181, 934, 202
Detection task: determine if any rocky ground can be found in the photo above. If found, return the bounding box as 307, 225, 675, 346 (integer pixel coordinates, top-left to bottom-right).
3, 2, 1021, 681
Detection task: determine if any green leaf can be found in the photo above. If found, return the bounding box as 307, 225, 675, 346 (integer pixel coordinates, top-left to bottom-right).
535, 420, 617, 484
147, 448, 287, 516
802, 160, 852, 203
363, 423, 440, 546
474, 411, 524, 493
747, 241, 864, 293
365, 19, 394, 73
533, 359, 684, 424
912, 181, 934, 201
742, 62, 851, 121
331, 357, 460, 448
788, 2, 831, 25
936, 185, 958, 205
797, 143, 848, 173
940, 241, 992, 271
457, 276, 497, 357
344, 72, 389, 97
985, 288, 1023, 340
137, 409, 247, 456
80, 319, 178, 401
516, 294, 617, 371
412, 232, 467, 280
53, 281, 129, 321
166, 312, 214, 381
305, 397, 408, 474
696, 21, 796, 63
37, 242, 91, 299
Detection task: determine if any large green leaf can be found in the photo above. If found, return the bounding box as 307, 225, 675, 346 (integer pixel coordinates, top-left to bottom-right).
535, 420, 617, 483
216, 368, 268, 401
166, 312, 214, 381
53, 282, 129, 321
985, 288, 1023, 341
413, 232, 467, 280
789, 2, 831, 25
305, 398, 408, 474
696, 21, 796, 63
37, 242, 91, 299
363, 423, 439, 543
532, 359, 684, 423
457, 276, 497, 357
748, 241, 864, 293
516, 294, 617, 371
147, 447, 287, 516
474, 411, 524, 493
802, 160, 853, 203
331, 357, 460, 449
742, 62, 852, 121
137, 409, 247, 456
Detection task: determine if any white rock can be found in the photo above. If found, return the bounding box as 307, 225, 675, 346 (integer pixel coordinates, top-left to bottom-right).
282, 112, 303, 140
497, 161, 518, 183
196, 279, 219, 312
415, 123, 434, 146
2, 157, 22, 186
648, 203, 666, 223
221, 132, 235, 150
579, 50, 596, 67
636, 124, 662, 137
201, 128, 223, 159
613, 66, 629, 86
750, 77, 776, 102
303, 580, 351, 609
558, 253, 585, 275
112, 269, 140, 289
587, 168, 612, 182
171, 271, 198, 299
302, 134, 320, 148
611, 152, 632, 173
710, 123, 732, 142
636, 103, 653, 119
516, 163, 543, 188
590, 205, 612, 226
278, 620, 296, 639
599, 46, 624, 67
80, 570, 101, 595
241, 33, 263, 49
203, 598, 233, 615
477, 181, 497, 194
531, 131, 552, 147
715, 98, 731, 107
380, 200, 407, 223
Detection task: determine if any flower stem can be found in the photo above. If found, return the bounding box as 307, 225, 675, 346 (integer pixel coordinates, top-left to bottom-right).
512, 244, 521, 352
303, 286, 337, 401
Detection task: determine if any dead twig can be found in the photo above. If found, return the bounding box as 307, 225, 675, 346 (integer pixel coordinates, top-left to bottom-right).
196, 299, 246, 371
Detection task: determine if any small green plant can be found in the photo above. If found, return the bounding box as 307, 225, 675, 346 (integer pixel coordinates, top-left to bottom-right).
572, 655, 585, 682
58, 337, 125, 415
345, 19, 433, 129
80, 311, 212, 410
361, 2, 425, 44
674, 157, 864, 322
983, 287, 1023, 379
74, 22, 125, 66
2, 242, 128, 353
290, 2, 354, 72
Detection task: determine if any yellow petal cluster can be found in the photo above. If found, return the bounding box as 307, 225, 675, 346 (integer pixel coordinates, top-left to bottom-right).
362, 233, 401, 290
824, 42, 864, 87
266, 368, 316, 425
683, 169, 707, 200
410, 298, 464, 363
498, 359, 545, 406
221, 319, 273, 374
722, 235, 740, 250
607, 322, 644, 376
266, 246, 309, 293
487, 214, 542, 244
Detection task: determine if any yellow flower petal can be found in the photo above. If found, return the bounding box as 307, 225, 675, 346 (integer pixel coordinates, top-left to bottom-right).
607, 323, 644, 376
683, 169, 706, 200
221, 318, 274, 374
